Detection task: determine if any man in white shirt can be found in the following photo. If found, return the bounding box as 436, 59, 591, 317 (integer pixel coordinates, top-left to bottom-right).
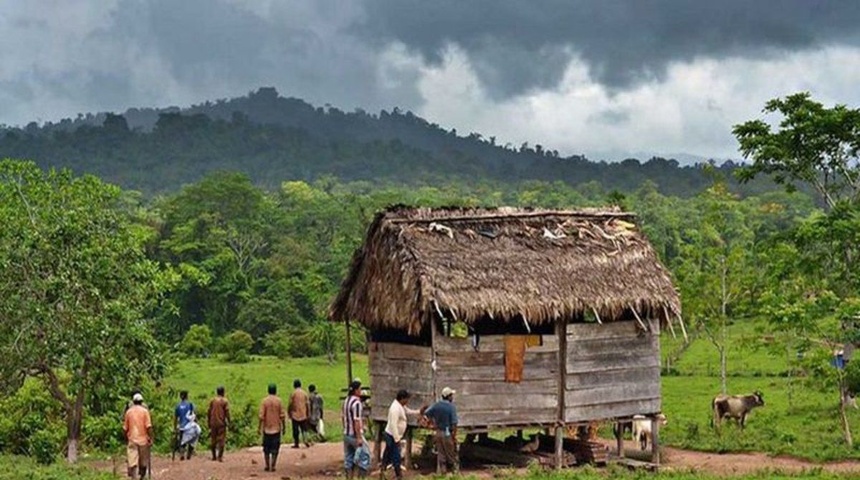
381, 389, 421, 479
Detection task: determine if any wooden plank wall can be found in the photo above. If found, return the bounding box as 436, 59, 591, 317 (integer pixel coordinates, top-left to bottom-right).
368, 342, 434, 422
564, 321, 661, 423
433, 334, 559, 427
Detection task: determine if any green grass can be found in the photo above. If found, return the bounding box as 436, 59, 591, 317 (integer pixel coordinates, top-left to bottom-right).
163, 354, 369, 441
0, 455, 115, 480
667, 321, 792, 377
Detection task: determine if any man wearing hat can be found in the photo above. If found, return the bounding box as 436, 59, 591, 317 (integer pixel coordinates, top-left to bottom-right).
423, 387, 459, 474
381, 389, 421, 480
342, 379, 365, 478
123, 393, 153, 480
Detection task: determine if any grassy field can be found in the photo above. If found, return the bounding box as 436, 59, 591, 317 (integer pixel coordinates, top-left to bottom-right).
164, 354, 370, 441
163, 323, 860, 462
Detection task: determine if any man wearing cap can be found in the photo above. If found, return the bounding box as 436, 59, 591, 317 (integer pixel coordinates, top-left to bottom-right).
381, 389, 421, 480
423, 387, 459, 474
123, 393, 153, 480
342, 380, 365, 478
258, 383, 286, 472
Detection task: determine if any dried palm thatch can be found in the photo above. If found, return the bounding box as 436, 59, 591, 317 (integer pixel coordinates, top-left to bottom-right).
330, 206, 681, 336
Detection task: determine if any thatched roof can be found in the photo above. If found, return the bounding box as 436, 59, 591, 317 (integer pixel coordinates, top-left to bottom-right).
330, 206, 681, 336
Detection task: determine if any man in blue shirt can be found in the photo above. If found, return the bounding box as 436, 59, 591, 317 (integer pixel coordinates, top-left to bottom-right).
174, 390, 195, 459
423, 387, 459, 474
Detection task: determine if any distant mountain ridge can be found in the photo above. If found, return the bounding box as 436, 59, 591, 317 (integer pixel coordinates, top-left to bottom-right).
0, 87, 764, 196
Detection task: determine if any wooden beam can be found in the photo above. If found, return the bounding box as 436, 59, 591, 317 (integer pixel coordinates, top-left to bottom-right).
651, 415, 660, 467
555, 319, 567, 469
631, 308, 648, 332
663, 306, 677, 339
345, 318, 353, 386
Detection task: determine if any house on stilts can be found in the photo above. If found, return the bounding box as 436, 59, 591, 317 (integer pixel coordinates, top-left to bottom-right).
329, 206, 683, 468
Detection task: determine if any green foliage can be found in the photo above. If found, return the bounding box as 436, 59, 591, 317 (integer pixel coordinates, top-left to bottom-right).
0, 378, 64, 460
0, 455, 117, 480
0, 159, 173, 462
181, 324, 214, 358
221, 330, 254, 363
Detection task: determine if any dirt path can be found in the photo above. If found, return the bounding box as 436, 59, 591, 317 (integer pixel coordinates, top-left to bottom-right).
99, 440, 860, 479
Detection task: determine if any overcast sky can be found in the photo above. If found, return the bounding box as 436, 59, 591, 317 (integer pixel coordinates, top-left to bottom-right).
3, 0, 860, 160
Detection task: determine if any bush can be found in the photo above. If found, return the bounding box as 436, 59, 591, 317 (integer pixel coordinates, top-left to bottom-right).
221, 330, 254, 363
182, 324, 214, 358
28, 430, 59, 465
263, 328, 322, 359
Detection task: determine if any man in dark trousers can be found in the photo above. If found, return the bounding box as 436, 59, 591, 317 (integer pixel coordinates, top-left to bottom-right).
382, 389, 421, 480
308, 384, 324, 440
288, 379, 311, 448
207, 386, 230, 462
258, 384, 286, 472
423, 387, 459, 474
342, 380, 365, 479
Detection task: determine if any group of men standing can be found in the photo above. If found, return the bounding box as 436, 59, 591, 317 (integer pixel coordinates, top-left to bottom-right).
342, 379, 460, 480
121, 387, 230, 480
121, 378, 456, 479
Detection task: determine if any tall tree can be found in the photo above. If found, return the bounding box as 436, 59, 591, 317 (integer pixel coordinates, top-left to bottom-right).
734, 92, 860, 445
675, 181, 754, 394
0, 160, 172, 462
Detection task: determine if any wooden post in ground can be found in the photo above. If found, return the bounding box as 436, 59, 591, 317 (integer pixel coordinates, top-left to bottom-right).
404, 427, 413, 470
345, 318, 353, 386
615, 422, 624, 459
555, 319, 568, 469
650, 415, 660, 467
373, 420, 384, 469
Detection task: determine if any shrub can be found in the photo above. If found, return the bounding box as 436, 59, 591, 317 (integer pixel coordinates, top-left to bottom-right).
182, 324, 214, 358
28, 430, 59, 465
221, 330, 254, 363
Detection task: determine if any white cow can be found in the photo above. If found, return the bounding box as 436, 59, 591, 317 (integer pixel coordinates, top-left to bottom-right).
631, 414, 667, 451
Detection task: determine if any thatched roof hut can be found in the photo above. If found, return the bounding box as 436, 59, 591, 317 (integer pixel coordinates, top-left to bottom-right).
330, 206, 682, 468
330, 206, 681, 334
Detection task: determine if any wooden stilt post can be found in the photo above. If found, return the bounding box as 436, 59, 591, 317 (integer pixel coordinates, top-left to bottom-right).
405, 427, 413, 471
345, 318, 353, 386
555, 318, 567, 469
373, 420, 384, 469
651, 416, 660, 467
615, 422, 624, 459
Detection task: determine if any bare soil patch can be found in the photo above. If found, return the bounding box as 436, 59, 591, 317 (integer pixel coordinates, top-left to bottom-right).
98, 439, 860, 479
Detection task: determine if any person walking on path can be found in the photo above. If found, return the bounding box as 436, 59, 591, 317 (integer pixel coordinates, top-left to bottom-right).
308, 384, 325, 440
173, 390, 195, 459
342, 379, 366, 479
258, 383, 286, 472
288, 379, 311, 448
423, 387, 459, 474
381, 389, 421, 480
207, 386, 230, 462
123, 393, 153, 480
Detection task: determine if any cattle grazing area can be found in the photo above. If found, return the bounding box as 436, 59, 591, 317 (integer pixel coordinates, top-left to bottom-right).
660, 321, 860, 462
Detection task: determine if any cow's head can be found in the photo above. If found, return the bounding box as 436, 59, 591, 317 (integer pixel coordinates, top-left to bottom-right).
752, 390, 765, 406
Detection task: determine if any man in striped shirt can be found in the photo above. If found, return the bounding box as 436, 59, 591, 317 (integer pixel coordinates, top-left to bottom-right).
342, 380, 365, 478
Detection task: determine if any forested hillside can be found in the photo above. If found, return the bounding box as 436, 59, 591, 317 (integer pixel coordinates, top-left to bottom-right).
0, 87, 778, 196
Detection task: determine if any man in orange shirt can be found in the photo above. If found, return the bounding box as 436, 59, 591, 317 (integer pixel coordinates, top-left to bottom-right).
258, 383, 286, 472
123, 393, 153, 480
288, 379, 311, 448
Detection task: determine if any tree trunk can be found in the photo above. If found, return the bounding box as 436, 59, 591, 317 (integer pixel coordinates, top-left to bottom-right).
719, 345, 727, 395
840, 385, 854, 447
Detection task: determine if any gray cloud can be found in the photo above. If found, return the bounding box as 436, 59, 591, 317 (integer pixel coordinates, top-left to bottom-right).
358, 0, 860, 95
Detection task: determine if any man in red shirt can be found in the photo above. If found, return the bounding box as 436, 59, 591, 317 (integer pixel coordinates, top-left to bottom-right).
123, 393, 153, 480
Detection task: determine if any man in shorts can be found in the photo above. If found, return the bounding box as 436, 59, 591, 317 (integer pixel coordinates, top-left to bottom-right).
258, 383, 286, 472
123, 393, 153, 480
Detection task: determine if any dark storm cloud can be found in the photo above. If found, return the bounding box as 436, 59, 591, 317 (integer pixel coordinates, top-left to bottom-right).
358, 0, 860, 97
